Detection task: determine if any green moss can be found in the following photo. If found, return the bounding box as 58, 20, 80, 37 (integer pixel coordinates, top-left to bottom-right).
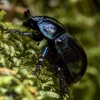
0, 10, 70, 100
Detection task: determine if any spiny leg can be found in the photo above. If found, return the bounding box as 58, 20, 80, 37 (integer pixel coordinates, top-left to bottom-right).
33, 47, 49, 75
52, 65, 68, 100
6, 29, 39, 39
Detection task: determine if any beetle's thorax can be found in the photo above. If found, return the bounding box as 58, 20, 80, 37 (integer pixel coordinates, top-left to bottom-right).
31, 16, 44, 22
37, 16, 66, 41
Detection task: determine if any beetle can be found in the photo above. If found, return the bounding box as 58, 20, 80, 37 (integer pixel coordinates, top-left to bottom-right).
22, 10, 87, 100
8, 10, 87, 100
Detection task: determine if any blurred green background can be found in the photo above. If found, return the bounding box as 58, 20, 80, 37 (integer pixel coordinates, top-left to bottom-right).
0, 0, 100, 100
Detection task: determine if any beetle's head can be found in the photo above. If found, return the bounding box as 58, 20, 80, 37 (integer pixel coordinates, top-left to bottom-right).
23, 10, 42, 31
23, 10, 44, 41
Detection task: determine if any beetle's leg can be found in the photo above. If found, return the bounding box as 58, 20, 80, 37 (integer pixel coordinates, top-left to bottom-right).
6, 29, 34, 38
33, 47, 49, 75
59, 74, 68, 100
52, 65, 68, 100
6, 29, 44, 41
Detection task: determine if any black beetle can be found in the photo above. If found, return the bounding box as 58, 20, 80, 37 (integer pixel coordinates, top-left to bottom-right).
23, 10, 87, 100
9, 10, 87, 100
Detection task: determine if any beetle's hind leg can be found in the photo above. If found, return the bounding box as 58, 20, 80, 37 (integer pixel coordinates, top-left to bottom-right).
52, 65, 68, 100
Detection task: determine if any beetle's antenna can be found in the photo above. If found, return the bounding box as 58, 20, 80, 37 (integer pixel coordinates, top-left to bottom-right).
24, 9, 31, 18
24, 11, 28, 18
27, 9, 31, 16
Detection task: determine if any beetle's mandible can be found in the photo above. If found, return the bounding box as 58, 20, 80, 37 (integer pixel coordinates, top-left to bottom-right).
18, 10, 88, 100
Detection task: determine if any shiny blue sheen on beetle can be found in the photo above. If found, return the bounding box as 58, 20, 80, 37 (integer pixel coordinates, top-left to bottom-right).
23, 10, 87, 100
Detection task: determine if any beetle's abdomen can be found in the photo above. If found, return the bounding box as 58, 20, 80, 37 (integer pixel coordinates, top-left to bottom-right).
54, 32, 87, 83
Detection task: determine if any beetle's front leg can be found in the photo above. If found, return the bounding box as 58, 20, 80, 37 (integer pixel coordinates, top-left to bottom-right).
6, 29, 44, 41
33, 47, 49, 75
6, 29, 34, 38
